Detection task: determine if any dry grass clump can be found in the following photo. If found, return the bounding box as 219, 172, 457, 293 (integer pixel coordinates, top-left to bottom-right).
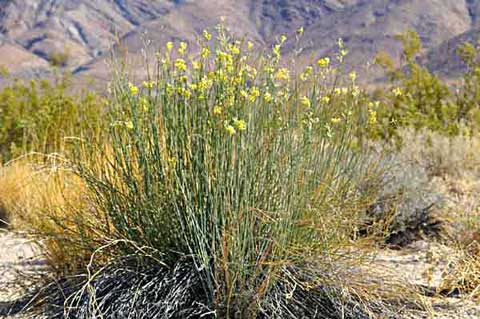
0, 158, 37, 228
0, 155, 109, 273
440, 248, 480, 300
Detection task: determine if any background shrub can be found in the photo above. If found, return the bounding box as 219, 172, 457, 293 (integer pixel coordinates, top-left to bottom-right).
370, 31, 480, 141
0, 74, 104, 162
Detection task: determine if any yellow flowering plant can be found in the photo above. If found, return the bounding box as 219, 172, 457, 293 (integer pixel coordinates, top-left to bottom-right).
57, 24, 385, 319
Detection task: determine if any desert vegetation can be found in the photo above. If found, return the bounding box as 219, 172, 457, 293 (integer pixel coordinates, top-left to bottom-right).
0, 27, 479, 318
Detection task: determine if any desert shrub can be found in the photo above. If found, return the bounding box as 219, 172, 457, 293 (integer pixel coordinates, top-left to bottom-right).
397, 128, 480, 178
369, 31, 480, 142
49, 51, 70, 67
0, 75, 105, 162
361, 127, 480, 247
358, 143, 444, 246
0, 65, 9, 78
24, 29, 410, 318
371, 31, 461, 140
455, 41, 480, 132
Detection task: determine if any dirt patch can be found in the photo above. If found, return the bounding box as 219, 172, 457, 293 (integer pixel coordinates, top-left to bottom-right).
371, 240, 480, 318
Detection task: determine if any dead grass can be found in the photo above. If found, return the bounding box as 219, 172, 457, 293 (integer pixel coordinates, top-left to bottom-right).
440, 249, 480, 300
0, 154, 108, 273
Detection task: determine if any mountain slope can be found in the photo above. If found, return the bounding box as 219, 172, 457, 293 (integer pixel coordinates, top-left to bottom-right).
0, 0, 479, 85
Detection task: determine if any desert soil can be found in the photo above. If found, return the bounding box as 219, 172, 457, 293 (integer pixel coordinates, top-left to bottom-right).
0, 231, 45, 319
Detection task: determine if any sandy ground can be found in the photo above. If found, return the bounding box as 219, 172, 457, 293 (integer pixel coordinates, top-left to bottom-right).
0, 231, 478, 318
0, 231, 45, 319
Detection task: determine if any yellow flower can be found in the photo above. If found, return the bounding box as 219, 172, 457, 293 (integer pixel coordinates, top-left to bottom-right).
368, 109, 377, 125
320, 96, 330, 104
143, 81, 155, 89
198, 77, 213, 91
174, 58, 187, 72
317, 57, 330, 68
264, 92, 272, 103
229, 44, 240, 55
247, 41, 254, 50
192, 61, 201, 70
275, 68, 290, 82
177, 87, 191, 98
297, 26, 304, 35
128, 83, 138, 95
392, 87, 402, 97
249, 87, 260, 102
233, 118, 246, 131
352, 86, 360, 97
139, 97, 149, 111
245, 65, 257, 79
178, 42, 187, 55
203, 30, 212, 41
213, 106, 222, 115
166, 83, 173, 96
201, 47, 211, 58
225, 95, 235, 107
349, 71, 357, 82
166, 41, 173, 51
125, 121, 134, 130
273, 44, 281, 59
300, 66, 313, 81
240, 89, 249, 100
225, 124, 236, 136
280, 34, 287, 43
168, 157, 177, 168
331, 117, 341, 124
300, 96, 311, 108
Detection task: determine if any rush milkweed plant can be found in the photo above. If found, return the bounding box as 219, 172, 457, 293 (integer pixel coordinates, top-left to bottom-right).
47, 27, 387, 318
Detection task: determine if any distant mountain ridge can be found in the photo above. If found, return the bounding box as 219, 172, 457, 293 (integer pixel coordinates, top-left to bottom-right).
0, 0, 479, 85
